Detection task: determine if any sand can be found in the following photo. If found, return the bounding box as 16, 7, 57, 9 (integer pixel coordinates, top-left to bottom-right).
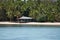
0, 22, 60, 25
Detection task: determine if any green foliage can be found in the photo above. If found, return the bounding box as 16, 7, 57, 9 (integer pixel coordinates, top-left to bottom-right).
0, 0, 59, 22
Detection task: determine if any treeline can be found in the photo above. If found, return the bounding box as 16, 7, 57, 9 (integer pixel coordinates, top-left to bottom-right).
0, 0, 60, 22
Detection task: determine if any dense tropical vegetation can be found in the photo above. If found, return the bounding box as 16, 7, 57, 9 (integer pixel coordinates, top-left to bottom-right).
0, 0, 60, 22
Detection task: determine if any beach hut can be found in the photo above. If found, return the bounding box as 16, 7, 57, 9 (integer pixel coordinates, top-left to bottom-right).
18, 16, 34, 23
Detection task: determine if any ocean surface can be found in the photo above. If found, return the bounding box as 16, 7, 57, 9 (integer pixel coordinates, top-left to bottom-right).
0, 25, 60, 40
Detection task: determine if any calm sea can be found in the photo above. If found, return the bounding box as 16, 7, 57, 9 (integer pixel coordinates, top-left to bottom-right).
0, 25, 60, 40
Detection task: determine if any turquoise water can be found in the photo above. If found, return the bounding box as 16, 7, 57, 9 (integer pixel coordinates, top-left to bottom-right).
0, 25, 60, 40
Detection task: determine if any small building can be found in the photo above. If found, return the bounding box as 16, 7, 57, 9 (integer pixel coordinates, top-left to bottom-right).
18, 16, 35, 23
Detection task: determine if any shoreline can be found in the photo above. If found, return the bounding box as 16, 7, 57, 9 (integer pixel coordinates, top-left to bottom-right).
0, 22, 60, 25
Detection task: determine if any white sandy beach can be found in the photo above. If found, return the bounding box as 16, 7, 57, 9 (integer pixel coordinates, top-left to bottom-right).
0, 22, 60, 25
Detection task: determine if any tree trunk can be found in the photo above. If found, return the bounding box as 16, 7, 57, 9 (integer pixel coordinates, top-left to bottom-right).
10, 18, 11, 22
17, 16, 19, 23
